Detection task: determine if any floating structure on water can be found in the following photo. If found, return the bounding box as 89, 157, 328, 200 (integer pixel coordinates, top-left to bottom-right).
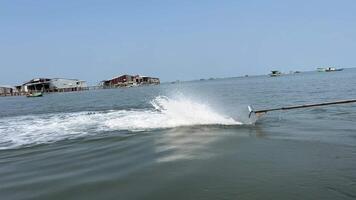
317, 67, 343, 72
101, 74, 160, 88
17, 78, 88, 94
0, 85, 20, 96
0, 74, 161, 97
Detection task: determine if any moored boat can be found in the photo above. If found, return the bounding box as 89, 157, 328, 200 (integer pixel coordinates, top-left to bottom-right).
269, 70, 282, 77
26, 92, 43, 97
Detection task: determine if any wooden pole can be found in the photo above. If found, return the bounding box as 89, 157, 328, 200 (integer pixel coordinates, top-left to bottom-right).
250, 99, 356, 118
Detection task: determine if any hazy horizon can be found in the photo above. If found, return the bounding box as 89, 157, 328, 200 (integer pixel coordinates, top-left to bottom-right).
1, 0, 356, 85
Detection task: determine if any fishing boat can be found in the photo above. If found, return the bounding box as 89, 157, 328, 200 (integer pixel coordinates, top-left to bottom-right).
26, 92, 43, 97
324, 67, 335, 72
269, 70, 282, 77
317, 67, 343, 72
325, 67, 343, 72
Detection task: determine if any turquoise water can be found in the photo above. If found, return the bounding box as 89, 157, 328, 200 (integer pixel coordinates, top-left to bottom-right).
1, 69, 356, 199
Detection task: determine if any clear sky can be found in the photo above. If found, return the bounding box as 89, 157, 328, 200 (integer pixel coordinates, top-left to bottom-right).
1, 0, 356, 85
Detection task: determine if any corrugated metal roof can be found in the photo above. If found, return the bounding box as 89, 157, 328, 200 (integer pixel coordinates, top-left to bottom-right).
0, 85, 16, 89
23, 78, 86, 85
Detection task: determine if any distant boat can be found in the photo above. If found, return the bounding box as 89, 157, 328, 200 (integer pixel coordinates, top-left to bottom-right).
171, 80, 180, 84
288, 71, 301, 74
325, 67, 343, 72
317, 67, 343, 72
26, 92, 43, 97
317, 68, 325, 72
269, 70, 282, 77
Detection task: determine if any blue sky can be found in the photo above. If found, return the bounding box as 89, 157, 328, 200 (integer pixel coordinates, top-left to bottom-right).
1, 0, 356, 85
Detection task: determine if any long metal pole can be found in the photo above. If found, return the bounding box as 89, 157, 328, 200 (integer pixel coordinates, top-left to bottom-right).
254, 99, 356, 114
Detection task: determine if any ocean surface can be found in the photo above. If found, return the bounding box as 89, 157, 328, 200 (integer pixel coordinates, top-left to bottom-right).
1, 69, 356, 200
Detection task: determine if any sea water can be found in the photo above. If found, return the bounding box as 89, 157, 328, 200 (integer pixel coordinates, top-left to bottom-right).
0, 69, 356, 199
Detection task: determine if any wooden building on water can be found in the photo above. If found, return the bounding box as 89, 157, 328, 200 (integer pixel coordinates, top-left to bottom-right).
18, 78, 88, 93
101, 74, 160, 88
0, 85, 20, 96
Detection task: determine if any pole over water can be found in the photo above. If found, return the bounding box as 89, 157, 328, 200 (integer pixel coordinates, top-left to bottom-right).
250, 99, 356, 118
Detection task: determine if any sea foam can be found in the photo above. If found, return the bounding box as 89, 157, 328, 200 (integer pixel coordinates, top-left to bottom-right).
0, 96, 241, 149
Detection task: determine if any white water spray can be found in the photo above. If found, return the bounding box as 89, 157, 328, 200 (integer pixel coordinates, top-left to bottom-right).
0, 96, 242, 149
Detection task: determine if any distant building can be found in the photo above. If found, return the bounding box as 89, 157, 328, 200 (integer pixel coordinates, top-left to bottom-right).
0, 85, 17, 96
138, 76, 160, 85
20, 78, 87, 93
102, 75, 136, 88
102, 74, 160, 88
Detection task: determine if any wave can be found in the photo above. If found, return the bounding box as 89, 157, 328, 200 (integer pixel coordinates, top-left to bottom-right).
0, 96, 242, 150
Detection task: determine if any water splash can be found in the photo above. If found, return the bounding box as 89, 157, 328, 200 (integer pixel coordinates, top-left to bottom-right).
0, 96, 241, 149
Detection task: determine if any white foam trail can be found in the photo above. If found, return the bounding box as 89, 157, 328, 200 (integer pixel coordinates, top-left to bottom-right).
0, 96, 241, 149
